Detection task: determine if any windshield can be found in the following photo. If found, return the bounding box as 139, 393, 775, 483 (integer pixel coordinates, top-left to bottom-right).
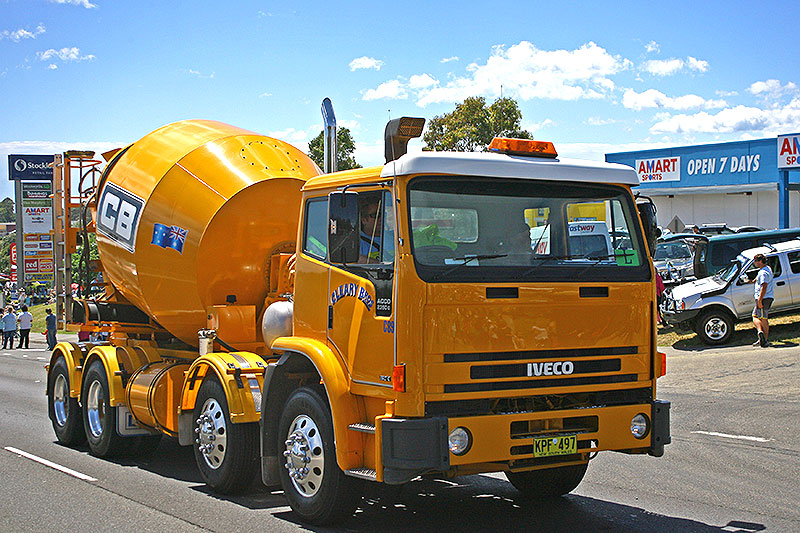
407, 176, 650, 283
717, 257, 745, 283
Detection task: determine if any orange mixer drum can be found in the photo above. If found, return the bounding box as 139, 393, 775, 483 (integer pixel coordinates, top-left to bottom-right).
94, 120, 320, 344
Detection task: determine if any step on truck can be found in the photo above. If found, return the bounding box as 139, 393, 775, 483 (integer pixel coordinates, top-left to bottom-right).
46, 100, 670, 525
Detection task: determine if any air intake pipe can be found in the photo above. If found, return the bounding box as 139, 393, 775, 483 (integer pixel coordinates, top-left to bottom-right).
321, 97, 337, 174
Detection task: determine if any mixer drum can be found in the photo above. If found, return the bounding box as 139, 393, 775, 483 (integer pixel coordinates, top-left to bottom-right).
94, 120, 320, 344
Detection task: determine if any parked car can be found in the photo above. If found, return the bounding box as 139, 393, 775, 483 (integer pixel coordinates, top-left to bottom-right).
693, 227, 800, 278
661, 239, 800, 344
654, 239, 695, 286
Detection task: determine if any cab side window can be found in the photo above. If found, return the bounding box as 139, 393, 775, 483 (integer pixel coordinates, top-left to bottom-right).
788, 251, 800, 274
303, 198, 328, 260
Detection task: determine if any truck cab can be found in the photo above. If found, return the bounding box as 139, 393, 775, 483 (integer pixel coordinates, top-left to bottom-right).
264, 135, 670, 522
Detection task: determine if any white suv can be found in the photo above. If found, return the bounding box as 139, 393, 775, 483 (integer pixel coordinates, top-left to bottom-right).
661, 239, 800, 345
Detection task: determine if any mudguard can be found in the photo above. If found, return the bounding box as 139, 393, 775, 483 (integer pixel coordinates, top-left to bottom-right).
48, 342, 86, 398
269, 336, 366, 471
179, 351, 266, 423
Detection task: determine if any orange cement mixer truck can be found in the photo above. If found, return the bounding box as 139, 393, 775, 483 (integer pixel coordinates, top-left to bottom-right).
46, 100, 670, 525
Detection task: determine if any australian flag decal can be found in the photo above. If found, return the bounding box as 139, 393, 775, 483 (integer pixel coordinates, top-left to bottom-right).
152, 223, 188, 254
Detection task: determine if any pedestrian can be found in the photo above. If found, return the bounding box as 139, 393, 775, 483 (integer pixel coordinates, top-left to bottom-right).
17, 304, 33, 349
2, 307, 17, 350
45, 308, 57, 351
750, 253, 774, 347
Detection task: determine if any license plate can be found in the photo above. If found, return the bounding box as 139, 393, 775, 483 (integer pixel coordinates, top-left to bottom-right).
533, 434, 577, 458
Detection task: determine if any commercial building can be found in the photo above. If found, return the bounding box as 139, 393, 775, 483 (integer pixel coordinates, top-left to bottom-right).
606, 134, 800, 231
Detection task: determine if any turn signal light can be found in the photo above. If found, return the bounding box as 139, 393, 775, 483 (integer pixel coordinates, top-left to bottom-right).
488, 137, 558, 158
392, 364, 405, 392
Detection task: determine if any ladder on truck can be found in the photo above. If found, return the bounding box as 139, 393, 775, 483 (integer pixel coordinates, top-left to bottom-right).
52, 151, 102, 330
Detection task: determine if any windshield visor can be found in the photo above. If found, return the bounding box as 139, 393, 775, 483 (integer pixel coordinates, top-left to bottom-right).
407, 176, 650, 283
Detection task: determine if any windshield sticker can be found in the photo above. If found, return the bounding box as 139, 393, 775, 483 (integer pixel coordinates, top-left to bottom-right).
615, 249, 640, 266
330, 282, 374, 311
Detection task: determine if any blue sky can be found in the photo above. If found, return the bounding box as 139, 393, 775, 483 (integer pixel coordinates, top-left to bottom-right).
2, 0, 799, 201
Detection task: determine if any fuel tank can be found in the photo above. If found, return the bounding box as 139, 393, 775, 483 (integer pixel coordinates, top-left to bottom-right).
94, 120, 320, 344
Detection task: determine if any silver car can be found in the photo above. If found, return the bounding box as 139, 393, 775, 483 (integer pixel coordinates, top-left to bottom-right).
661, 239, 800, 345
654, 240, 695, 286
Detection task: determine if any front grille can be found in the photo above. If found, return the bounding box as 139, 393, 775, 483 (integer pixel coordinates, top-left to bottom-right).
425, 387, 653, 417
444, 373, 638, 393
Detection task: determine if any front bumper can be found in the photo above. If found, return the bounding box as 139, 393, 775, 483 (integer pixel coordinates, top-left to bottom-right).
661, 306, 701, 326
380, 400, 671, 484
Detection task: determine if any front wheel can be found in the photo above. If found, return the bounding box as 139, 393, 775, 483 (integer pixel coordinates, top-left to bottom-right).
695, 309, 734, 345
278, 387, 363, 525
48, 357, 86, 446
192, 377, 258, 494
506, 462, 588, 498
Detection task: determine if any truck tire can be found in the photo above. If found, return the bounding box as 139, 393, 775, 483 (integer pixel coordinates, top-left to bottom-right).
696, 309, 734, 345
278, 387, 364, 525
192, 377, 258, 494
505, 462, 588, 498
81, 360, 127, 457
48, 357, 86, 446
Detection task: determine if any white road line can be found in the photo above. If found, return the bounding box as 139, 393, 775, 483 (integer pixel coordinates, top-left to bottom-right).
4, 447, 98, 482
691, 430, 772, 443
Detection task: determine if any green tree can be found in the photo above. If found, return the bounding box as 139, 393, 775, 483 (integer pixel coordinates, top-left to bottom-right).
0, 231, 14, 275
423, 96, 533, 152
0, 198, 14, 223
308, 127, 362, 171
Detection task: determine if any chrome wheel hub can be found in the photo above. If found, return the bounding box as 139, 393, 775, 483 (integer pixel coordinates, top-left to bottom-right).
195, 398, 227, 469
86, 379, 105, 438
704, 318, 727, 340
53, 374, 68, 427
283, 415, 324, 498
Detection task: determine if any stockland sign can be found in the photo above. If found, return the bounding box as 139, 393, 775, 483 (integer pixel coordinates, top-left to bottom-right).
777, 134, 800, 169
636, 157, 680, 183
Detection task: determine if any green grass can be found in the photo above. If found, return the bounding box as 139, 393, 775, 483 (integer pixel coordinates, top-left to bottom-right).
658, 309, 800, 349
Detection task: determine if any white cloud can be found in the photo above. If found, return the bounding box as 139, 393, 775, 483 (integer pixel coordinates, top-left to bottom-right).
622, 88, 726, 111
267, 127, 310, 144
37, 47, 95, 62
558, 141, 676, 162
48, 0, 97, 8
363, 79, 408, 101
349, 56, 384, 71
686, 56, 709, 72
440, 56, 459, 63
642, 58, 684, 76
47, 64, 58, 70
641, 56, 709, 76
375, 41, 631, 107
586, 117, 618, 126
645, 41, 660, 54
187, 69, 214, 79
258, 92, 272, 98
1, 24, 46, 42
747, 79, 798, 99
408, 73, 437, 89
650, 99, 800, 135
523, 119, 554, 133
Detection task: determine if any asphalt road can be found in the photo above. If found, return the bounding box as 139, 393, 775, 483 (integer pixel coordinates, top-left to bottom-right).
0, 336, 797, 532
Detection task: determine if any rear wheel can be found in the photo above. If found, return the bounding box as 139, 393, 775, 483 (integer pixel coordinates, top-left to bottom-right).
48, 357, 86, 446
192, 377, 258, 493
278, 387, 363, 525
695, 309, 734, 345
81, 360, 127, 457
506, 462, 588, 498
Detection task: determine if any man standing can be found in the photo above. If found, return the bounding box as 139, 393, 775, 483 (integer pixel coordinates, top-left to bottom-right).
2, 307, 17, 349
17, 305, 33, 349
751, 254, 774, 348
45, 308, 57, 350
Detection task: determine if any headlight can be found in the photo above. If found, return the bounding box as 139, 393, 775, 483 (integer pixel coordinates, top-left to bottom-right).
631, 413, 650, 439
448, 427, 472, 455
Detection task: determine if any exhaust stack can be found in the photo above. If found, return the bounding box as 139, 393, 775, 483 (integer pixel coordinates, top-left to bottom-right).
321, 98, 337, 174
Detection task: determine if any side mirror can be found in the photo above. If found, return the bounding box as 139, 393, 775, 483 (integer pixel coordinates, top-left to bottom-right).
328, 191, 360, 264
636, 198, 658, 257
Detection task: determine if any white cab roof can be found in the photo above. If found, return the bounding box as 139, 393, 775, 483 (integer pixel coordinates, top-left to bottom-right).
380, 151, 639, 185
